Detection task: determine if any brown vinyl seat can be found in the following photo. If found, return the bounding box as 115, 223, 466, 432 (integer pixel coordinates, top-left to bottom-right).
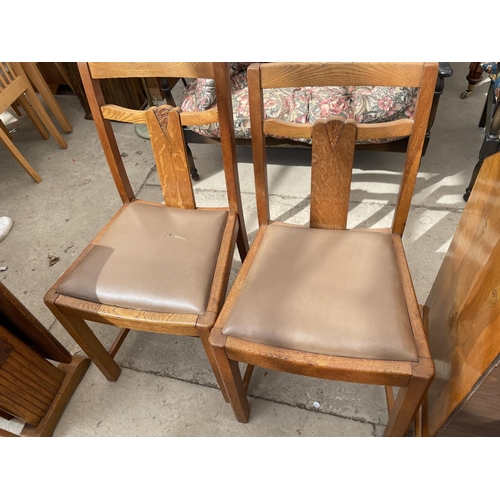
44, 63, 249, 397
223, 224, 418, 362
56, 203, 228, 315
209, 62, 438, 437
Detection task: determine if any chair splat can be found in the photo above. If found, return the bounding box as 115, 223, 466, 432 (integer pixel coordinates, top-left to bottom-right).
310, 117, 357, 230
145, 105, 196, 209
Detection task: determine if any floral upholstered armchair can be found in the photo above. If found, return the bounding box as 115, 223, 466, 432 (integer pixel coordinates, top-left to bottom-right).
180, 62, 453, 179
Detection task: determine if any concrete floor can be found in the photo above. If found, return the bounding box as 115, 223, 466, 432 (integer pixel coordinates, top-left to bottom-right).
0, 62, 489, 436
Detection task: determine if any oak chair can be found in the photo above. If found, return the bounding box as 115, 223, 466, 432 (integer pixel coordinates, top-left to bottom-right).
44, 63, 249, 399
209, 62, 438, 437
0, 62, 68, 183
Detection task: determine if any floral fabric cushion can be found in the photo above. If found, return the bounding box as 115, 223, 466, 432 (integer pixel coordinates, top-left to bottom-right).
180, 64, 417, 144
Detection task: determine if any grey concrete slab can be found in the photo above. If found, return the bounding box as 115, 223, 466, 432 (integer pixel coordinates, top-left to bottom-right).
53, 364, 377, 437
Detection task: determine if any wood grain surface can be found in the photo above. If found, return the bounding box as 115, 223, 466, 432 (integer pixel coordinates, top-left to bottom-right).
424, 151, 500, 436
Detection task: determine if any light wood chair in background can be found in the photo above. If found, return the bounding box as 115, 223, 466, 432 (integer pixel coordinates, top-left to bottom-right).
0, 62, 68, 183
44, 63, 248, 405
209, 62, 438, 437
20, 62, 72, 134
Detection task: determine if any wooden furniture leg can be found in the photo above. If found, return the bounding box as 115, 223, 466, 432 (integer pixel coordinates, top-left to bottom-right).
45, 291, 121, 381
22, 62, 72, 133
10, 101, 22, 117
464, 84, 500, 201
461, 62, 484, 99
17, 94, 49, 140
186, 145, 200, 181
0, 126, 42, 182
17, 69, 68, 149
383, 361, 434, 436
199, 331, 229, 402
211, 336, 250, 422
0, 120, 12, 140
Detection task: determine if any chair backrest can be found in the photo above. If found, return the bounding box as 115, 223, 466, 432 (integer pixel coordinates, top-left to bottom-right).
248, 62, 438, 235
0, 63, 28, 109
79, 62, 243, 214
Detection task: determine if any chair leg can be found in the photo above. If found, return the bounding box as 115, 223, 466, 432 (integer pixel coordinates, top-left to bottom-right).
17, 94, 50, 140
44, 291, 121, 381
198, 331, 230, 403
479, 95, 488, 130
464, 159, 484, 201
464, 140, 500, 201
383, 360, 434, 437
385, 386, 395, 413
10, 101, 22, 117
23, 86, 68, 149
236, 220, 249, 262
0, 126, 42, 182
461, 62, 483, 99
22, 62, 72, 133
211, 340, 250, 423
0, 120, 12, 140
186, 145, 199, 181
242, 364, 255, 392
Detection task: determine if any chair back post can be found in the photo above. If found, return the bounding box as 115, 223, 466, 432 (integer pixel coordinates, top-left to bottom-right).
392, 62, 438, 235
78, 62, 135, 204
248, 63, 271, 226
213, 63, 249, 253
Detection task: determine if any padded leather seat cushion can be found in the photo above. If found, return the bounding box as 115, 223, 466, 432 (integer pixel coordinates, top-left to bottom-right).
56, 203, 228, 315
223, 224, 418, 362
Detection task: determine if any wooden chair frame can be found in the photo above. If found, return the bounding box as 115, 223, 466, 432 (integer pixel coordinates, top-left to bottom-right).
44, 63, 249, 404
0, 62, 68, 183
209, 62, 438, 436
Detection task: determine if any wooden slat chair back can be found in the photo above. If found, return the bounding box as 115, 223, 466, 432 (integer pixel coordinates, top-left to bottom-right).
44, 63, 248, 402
79, 62, 248, 256
250, 62, 438, 234
0, 62, 68, 183
209, 62, 439, 437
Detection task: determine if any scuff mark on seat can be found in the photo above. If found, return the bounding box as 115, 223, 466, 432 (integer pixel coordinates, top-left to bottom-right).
165, 233, 188, 241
